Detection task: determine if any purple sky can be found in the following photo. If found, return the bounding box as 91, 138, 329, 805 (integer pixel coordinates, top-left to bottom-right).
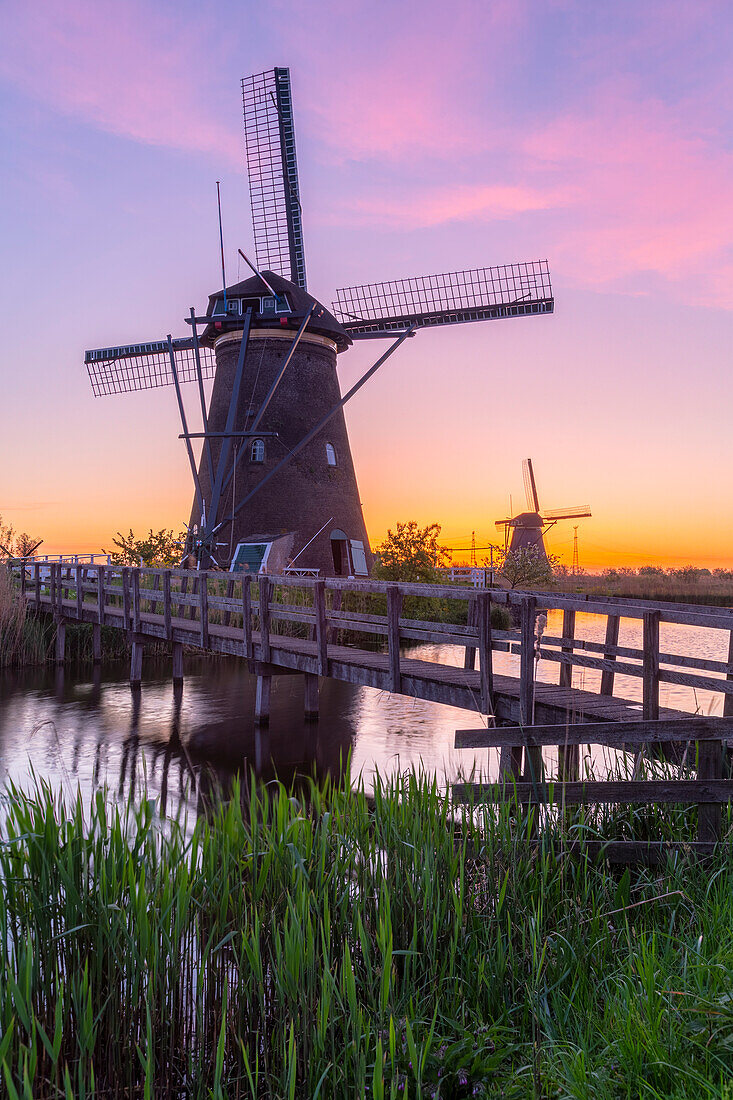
1, 1, 732, 567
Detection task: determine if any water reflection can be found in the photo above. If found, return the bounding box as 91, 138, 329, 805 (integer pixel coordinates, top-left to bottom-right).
0, 610, 725, 820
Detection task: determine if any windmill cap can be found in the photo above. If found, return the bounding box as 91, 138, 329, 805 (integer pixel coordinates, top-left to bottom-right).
201, 271, 352, 352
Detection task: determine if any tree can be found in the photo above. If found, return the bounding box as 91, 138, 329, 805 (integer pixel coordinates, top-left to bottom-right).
105, 528, 186, 567
374, 521, 450, 583
496, 545, 558, 589
0, 514, 42, 558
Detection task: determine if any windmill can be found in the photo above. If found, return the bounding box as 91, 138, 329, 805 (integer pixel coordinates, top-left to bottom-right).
495, 458, 590, 560
84, 67, 555, 574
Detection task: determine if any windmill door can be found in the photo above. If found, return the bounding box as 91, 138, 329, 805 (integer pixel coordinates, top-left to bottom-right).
330, 530, 351, 576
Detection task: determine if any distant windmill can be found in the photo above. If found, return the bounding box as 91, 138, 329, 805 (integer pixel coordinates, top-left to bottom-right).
85, 68, 555, 573
495, 458, 591, 560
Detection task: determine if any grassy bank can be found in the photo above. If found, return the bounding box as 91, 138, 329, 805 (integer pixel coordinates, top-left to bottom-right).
0, 774, 732, 1098
553, 571, 733, 607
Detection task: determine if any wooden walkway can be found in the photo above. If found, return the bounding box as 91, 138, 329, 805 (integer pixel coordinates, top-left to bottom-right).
11, 562, 733, 856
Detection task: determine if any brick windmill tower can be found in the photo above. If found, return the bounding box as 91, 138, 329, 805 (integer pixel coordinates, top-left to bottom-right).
84, 68, 555, 575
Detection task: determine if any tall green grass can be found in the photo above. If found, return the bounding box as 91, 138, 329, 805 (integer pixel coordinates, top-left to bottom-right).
0, 568, 49, 667
0, 772, 732, 1098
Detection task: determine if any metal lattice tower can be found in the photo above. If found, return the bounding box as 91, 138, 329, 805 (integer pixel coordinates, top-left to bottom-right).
572, 526, 580, 575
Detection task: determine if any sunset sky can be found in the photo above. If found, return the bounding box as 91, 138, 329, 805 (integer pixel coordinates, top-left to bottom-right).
1, 0, 732, 570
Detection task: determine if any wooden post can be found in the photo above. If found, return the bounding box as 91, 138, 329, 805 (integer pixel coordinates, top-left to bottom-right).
163, 570, 172, 640
329, 587, 342, 644
130, 636, 144, 685
34, 563, 40, 607
122, 569, 131, 633
76, 564, 83, 620
558, 608, 579, 781
464, 596, 477, 671
314, 580, 328, 675
20, 563, 26, 600
188, 575, 199, 621
697, 738, 722, 843
151, 570, 161, 616
176, 573, 188, 619
304, 672, 320, 719
97, 566, 105, 626
199, 572, 209, 649
55, 619, 66, 664
258, 575, 271, 663
255, 673, 272, 725
131, 570, 141, 634
223, 577, 234, 627
478, 592, 493, 716
172, 641, 184, 683
50, 563, 57, 616
92, 623, 102, 664
600, 614, 620, 696
242, 575, 253, 662
520, 596, 542, 781
723, 631, 733, 776
642, 611, 660, 721
387, 585, 402, 694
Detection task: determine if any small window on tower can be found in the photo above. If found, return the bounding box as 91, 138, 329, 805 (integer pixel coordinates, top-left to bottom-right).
250, 438, 265, 463
326, 443, 337, 467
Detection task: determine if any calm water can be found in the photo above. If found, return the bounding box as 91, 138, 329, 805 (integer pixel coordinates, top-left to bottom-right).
0, 611, 728, 817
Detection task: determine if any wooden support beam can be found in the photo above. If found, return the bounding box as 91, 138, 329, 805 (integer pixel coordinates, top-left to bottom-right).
76, 564, 83, 619
255, 673, 272, 725
329, 588, 343, 644
455, 715, 733, 750
97, 566, 105, 625
35, 563, 41, 606
697, 739, 722, 843
520, 595, 542, 781
259, 576, 271, 663
387, 585, 402, 694
199, 572, 209, 649
600, 613, 620, 696
242, 575, 253, 663
304, 672, 319, 720
163, 570, 172, 640
92, 623, 102, 664
314, 580, 328, 675
223, 577, 234, 627
172, 641, 184, 683
55, 619, 66, 664
642, 610, 660, 721
122, 569, 131, 633
131, 569, 141, 633
464, 596, 477, 671
453, 778, 733, 805
130, 636, 144, 684
558, 608, 579, 780
477, 592, 493, 716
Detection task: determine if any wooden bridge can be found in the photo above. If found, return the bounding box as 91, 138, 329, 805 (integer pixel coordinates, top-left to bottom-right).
11, 561, 733, 854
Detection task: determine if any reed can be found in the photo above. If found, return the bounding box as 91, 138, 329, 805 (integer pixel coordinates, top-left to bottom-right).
0, 769, 731, 1098
0, 568, 49, 667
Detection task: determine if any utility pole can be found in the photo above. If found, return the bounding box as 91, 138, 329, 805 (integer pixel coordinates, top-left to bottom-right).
572, 526, 580, 576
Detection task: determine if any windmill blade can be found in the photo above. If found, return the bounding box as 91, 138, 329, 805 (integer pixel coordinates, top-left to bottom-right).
522, 457, 540, 513
494, 518, 512, 528
333, 261, 553, 336
543, 506, 592, 520
241, 67, 307, 289
85, 339, 216, 396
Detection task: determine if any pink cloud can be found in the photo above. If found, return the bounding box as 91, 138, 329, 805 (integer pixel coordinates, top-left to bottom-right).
0, 1, 240, 165
347, 182, 572, 229
521, 89, 733, 306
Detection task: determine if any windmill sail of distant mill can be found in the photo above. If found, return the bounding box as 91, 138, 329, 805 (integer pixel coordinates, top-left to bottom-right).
84, 68, 555, 574
495, 459, 591, 560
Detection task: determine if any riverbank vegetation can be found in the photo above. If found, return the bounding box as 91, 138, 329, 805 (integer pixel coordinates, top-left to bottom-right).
553, 565, 733, 605
1, 773, 731, 1097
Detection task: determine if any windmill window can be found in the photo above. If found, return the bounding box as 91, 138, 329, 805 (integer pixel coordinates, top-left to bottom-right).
250, 438, 265, 463
326, 443, 337, 467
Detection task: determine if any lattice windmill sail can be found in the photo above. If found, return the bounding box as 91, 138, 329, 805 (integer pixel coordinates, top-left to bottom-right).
83, 67, 556, 574
495, 458, 591, 560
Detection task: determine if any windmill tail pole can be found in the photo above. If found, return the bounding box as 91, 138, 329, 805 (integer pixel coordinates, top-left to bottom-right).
217, 182, 227, 310
215, 325, 416, 533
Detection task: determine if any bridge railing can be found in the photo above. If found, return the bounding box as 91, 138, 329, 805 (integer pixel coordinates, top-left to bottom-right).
10, 562, 733, 717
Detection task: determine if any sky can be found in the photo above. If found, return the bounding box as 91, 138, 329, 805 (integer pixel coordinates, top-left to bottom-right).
1, 0, 732, 570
